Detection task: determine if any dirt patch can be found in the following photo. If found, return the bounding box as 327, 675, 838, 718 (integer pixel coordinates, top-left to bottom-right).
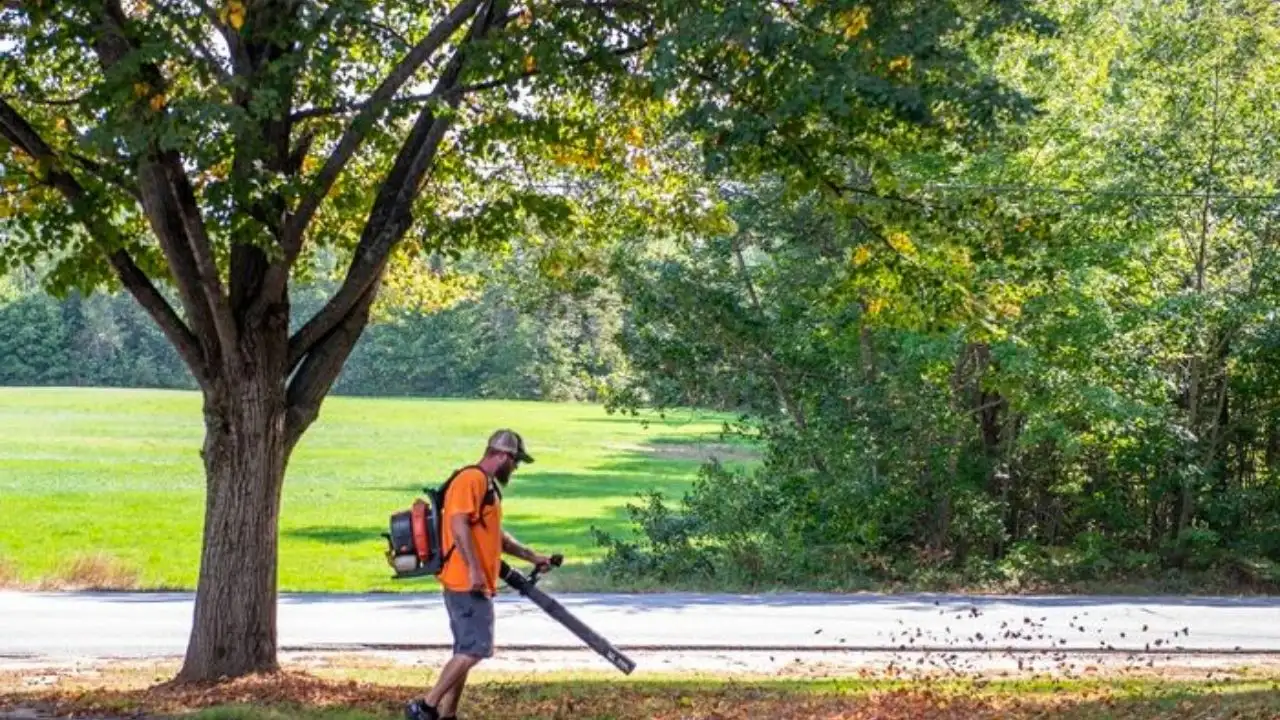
0, 705, 139, 719
0, 558, 17, 589
46, 553, 140, 591
612, 441, 759, 464
1, 554, 142, 592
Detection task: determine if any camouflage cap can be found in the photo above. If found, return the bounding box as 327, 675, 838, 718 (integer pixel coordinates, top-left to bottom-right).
488, 429, 534, 463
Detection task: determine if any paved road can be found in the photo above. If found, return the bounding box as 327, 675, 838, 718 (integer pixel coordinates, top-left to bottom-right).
2, 590, 1277, 663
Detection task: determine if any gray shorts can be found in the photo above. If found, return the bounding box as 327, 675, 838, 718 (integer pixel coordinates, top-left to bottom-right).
443, 590, 495, 658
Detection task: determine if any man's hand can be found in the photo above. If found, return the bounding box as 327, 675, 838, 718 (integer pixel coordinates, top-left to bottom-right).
468, 566, 487, 595
532, 553, 554, 572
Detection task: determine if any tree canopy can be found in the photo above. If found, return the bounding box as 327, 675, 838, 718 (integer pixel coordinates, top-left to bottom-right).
595, 0, 1280, 594
2, 0, 1052, 681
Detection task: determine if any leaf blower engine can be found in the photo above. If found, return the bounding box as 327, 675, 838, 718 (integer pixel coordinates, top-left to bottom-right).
383, 486, 447, 579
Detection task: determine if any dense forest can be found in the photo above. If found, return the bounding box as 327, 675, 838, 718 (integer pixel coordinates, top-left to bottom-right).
590, 0, 1280, 592
4, 0, 1280, 595
0, 265, 626, 400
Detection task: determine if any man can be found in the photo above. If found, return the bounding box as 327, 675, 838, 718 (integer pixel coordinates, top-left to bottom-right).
406, 429, 553, 720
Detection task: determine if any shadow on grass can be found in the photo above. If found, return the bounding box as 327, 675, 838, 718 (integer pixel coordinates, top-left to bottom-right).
507, 471, 690, 502
501, 511, 631, 549
285, 526, 382, 545
366, 448, 709, 501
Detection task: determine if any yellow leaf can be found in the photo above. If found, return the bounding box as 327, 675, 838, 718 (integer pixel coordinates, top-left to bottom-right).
222, 0, 244, 30
372, 247, 480, 319
133, 82, 151, 98
867, 297, 887, 316
149, 93, 167, 111
887, 231, 915, 255
517, 6, 533, 27
852, 245, 871, 266
523, 54, 536, 73
1016, 217, 1033, 232
838, 6, 870, 40
633, 154, 651, 173
55, 117, 68, 131
625, 126, 644, 147
888, 56, 912, 73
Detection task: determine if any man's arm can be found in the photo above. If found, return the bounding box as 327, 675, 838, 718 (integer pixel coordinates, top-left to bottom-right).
502, 530, 544, 565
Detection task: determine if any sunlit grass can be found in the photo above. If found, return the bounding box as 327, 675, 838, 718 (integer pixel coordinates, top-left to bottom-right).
0, 387, 744, 592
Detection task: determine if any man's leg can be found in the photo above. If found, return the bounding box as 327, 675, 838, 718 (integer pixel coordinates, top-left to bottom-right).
423, 654, 478, 706
411, 591, 494, 719
422, 653, 478, 715
435, 660, 475, 718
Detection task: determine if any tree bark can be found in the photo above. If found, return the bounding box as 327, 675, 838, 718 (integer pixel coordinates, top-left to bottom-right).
179, 324, 290, 681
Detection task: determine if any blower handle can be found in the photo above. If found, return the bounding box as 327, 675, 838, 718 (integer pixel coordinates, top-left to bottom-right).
529, 553, 564, 585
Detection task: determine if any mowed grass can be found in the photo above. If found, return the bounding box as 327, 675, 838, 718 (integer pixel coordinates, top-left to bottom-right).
0, 387, 743, 592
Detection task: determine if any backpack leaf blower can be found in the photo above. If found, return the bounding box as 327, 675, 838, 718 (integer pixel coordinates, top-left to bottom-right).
383, 466, 498, 579
382, 481, 637, 675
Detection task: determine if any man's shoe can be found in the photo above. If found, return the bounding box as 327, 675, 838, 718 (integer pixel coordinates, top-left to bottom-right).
405, 698, 439, 720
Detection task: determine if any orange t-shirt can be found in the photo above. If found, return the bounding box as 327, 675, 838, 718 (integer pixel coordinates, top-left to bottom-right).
439, 467, 503, 595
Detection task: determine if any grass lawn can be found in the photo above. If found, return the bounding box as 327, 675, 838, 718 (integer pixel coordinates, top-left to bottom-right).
0, 386, 746, 592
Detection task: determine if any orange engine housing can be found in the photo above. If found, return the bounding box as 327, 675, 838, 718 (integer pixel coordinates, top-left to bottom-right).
410, 499, 430, 562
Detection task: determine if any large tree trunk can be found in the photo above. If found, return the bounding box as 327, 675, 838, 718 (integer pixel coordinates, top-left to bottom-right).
178, 356, 289, 681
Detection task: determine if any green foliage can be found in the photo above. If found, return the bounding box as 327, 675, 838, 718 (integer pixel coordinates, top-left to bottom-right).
594, 0, 1280, 594
0, 292, 71, 385
0, 272, 192, 388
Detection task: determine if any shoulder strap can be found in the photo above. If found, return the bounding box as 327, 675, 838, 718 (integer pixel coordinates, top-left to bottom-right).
435, 464, 495, 573
440, 464, 500, 508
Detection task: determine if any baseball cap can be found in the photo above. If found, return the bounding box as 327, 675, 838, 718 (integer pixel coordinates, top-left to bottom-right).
488, 429, 534, 463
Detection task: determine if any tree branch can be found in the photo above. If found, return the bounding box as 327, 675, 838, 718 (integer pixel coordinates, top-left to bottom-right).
93, 0, 240, 370
286, 1, 501, 374
285, 104, 455, 373
150, 1, 233, 86
132, 160, 225, 363
107, 249, 208, 380
283, 282, 378, 451
289, 39, 652, 122
271, 0, 486, 268
160, 149, 241, 355
68, 151, 143, 202
0, 98, 210, 385
0, 92, 88, 107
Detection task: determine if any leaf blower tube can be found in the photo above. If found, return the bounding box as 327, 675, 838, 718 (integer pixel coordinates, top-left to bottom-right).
499, 554, 637, 675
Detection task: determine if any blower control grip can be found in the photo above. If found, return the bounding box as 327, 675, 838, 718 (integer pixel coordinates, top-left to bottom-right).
528, 554, 564, 585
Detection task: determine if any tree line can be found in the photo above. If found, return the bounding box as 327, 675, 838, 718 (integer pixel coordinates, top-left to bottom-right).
0, 270, 626, 401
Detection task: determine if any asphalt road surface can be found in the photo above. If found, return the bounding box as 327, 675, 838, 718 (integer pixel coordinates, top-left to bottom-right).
3, 590, 1277, 665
